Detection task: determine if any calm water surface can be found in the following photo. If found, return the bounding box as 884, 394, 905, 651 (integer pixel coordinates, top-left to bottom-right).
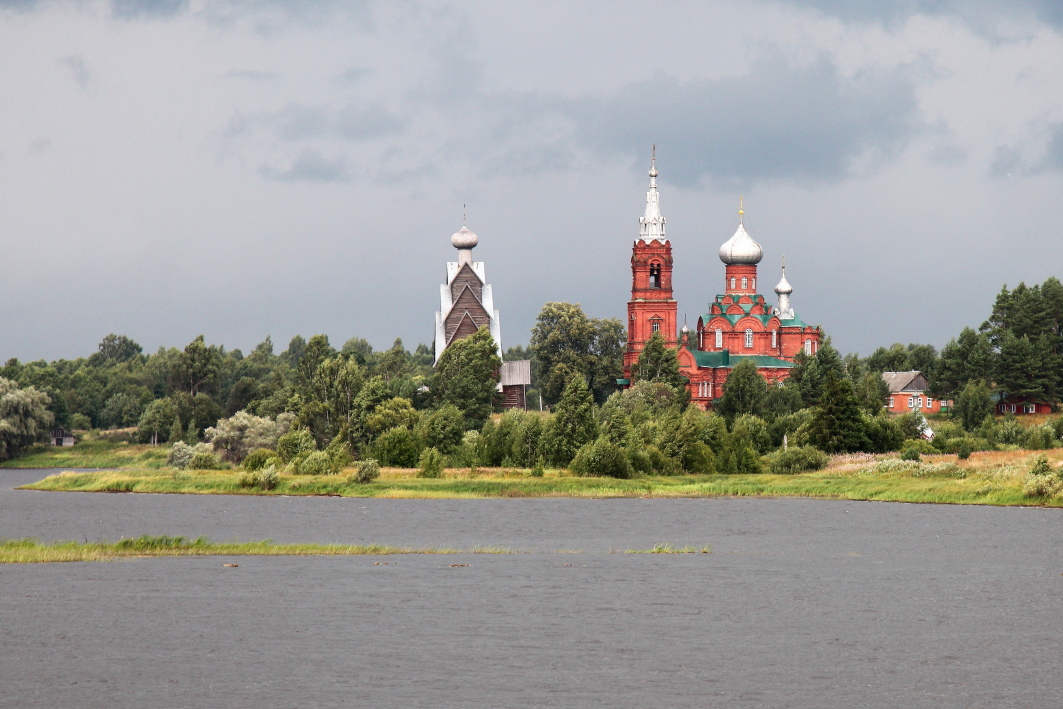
2, 469, 1062, 708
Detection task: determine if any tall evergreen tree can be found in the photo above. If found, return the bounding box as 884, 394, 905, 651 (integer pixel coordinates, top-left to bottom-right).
806, 371, 871, 453
952, 379, 994, 432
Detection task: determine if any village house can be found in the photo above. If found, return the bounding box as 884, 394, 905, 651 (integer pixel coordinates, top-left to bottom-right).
880, 371, 952, 414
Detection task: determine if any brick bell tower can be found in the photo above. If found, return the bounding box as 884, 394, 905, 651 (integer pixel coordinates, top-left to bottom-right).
624, 148, 678, 378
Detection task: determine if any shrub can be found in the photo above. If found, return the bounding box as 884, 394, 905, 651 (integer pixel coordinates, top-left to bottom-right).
645, 444, 679, 475
1022, 458, 1063, 498
529, 457, 545, 477
243, 448, 277, 471
351, 459, 380, 484
69, 413, 92, 430
276, 428, 316, 463
417, 447, 444, 478
569, 436, 633, 479
205, 411, 294, 463
293, 450, 341, 476
372, 427, 423, 468
240, 463, 279, 490
189, 450, 224, 470
167, 441, 195, 470
1022, 423, 1057, 451
766, 446, 829, 475
900, 447, 921, 462
956, 439, 973, 460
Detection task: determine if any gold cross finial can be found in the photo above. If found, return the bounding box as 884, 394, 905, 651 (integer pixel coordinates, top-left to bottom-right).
739, 195, 744, 224
463, 203, 466, 226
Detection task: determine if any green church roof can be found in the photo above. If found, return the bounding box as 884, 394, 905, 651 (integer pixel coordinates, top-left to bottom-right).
689, 349, 794, 369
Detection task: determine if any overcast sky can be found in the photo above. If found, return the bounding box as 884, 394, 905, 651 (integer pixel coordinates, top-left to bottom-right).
2, 0, 1062, 362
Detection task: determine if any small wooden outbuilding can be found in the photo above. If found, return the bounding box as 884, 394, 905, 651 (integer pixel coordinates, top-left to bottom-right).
50, 427, 76, 447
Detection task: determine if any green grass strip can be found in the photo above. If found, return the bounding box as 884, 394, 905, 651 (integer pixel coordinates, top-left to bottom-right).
19, 467, 1063, 507
0, 535, 513, 564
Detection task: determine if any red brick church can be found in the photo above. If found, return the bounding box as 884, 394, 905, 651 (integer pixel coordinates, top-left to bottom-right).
622, 152, 821, 409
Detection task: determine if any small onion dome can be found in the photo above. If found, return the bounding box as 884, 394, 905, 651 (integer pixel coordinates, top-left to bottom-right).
774, 268, 793, 295
681, 323, 691, 334
451, 225, 478, 250
718, 223, 763, 265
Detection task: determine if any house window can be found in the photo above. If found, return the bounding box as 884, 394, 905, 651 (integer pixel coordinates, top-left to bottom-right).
651, 320, 660, 333
745, 329, 753, 348
649, 263, 661, 288
916, 397, 923, 409
927, 397, 934, 409
908, 397, 914, 408
771, 330, 777, 348
804, 339, 812, 355
741, 276, 748, 289
888, 397, 895, 408
730, 276, 736, 289
715, 329, 723, 348
1025, 403, 1036, 414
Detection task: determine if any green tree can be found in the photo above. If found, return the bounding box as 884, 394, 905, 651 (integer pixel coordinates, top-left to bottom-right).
543, 374, 598, 466
530, 302, 596, 405
631, 331, 685, 389
806, 372, 871, 453
952, 379, 994, 432
94, 334, 143, 365
433, 327, 501, 429
715, 359, 767, 421
170, 335, 222, 396
0, 378, 55, 461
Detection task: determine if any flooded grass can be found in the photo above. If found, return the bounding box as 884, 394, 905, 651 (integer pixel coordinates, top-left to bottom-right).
0, 535, 514, 563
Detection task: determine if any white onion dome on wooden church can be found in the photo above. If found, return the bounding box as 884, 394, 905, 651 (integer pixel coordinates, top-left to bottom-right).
451, 225, 478, 250
774, 262, 793, 295
638, 146, 667, 243
718, 201, 763, 265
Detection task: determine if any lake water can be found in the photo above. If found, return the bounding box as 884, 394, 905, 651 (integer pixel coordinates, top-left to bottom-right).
2, 469, 1062, 708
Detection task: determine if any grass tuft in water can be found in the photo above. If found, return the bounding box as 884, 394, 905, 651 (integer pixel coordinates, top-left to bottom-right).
0, 537, 514, 564
624, 543, 712, 554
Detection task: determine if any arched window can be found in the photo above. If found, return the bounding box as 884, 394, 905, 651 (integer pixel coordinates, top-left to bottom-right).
745, 329, 753, 348
741, 276, 748, 289
771, 330, 777, 348
715, 329, 723, 348
649, 263, 661, 288
752, 278, 756, 290
804, 339, 812, 355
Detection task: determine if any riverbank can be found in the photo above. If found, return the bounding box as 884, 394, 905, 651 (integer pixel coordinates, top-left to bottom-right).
18, 450, 1063, 506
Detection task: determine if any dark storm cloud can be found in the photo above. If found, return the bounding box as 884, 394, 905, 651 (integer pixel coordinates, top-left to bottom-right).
564, 56, 920, 187
259, 148, 350, 182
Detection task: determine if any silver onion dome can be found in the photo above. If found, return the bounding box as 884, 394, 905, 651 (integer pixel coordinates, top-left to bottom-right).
718, 222, 763, 265
451, 225, 478, 250
774, 265, 793, 295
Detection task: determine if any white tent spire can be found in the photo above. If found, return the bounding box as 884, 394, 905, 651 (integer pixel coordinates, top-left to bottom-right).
639, 144, 667, 243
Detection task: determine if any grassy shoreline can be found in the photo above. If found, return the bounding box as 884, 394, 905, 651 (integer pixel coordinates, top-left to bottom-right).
17, 450, 1063, 507
0, 535, 512, 563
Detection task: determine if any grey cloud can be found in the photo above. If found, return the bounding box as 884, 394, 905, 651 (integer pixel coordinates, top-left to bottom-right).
259, 149, 350, 182
564, 56, 921, 188
234, 102, 404, 142
60, 54, 89, 88
990, 123, 1063, 176
111, 0, 187, 19
776, 0, 1063, 31
225, 69, 277, 81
